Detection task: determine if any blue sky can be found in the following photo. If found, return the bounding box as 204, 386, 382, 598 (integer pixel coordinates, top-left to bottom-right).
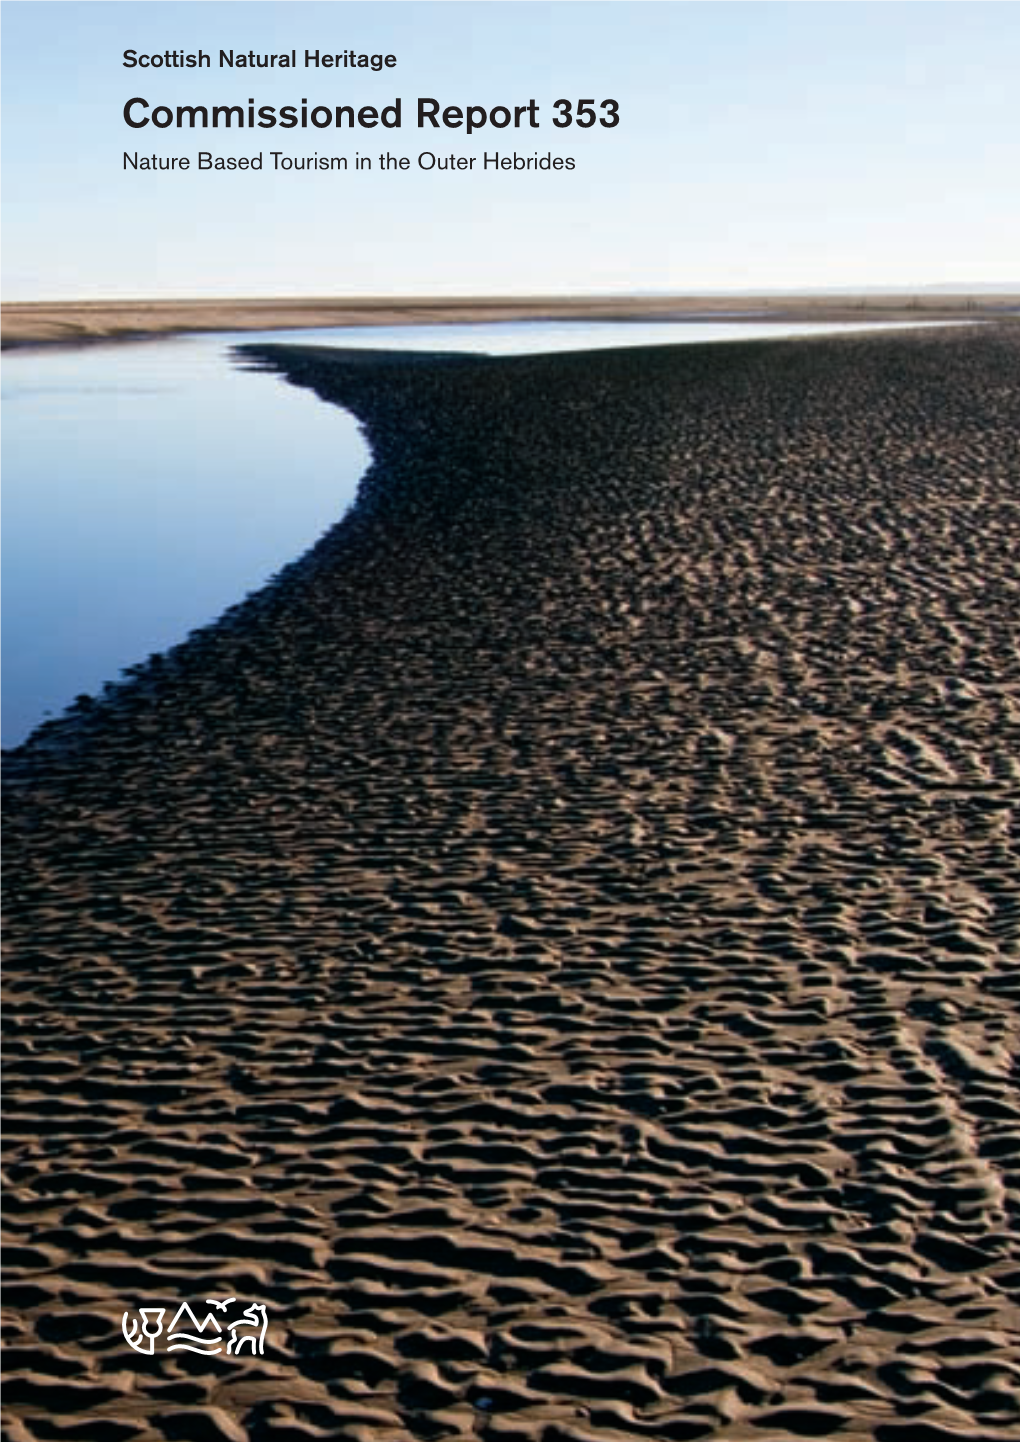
2, 1, 1017, 298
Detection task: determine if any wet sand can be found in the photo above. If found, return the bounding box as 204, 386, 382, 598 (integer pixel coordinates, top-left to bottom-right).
2, 292, 1016, 348
3, 328, 1020, 1441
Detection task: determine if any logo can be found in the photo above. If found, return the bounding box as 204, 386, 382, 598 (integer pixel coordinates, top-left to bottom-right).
122, 1298, 268, 1356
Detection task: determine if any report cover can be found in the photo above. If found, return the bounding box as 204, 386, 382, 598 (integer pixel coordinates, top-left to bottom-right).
3, 6, 1019, 1442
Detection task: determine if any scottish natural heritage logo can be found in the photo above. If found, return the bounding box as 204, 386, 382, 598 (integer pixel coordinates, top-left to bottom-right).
122, 1298, 269, 1356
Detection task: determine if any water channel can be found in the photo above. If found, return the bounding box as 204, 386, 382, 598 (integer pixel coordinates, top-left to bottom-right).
1, 318, 941, 747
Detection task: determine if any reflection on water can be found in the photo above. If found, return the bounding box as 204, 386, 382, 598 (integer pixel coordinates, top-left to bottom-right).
1, 317, 945, 748
1, 335, 369, 748
231, 315, 933, 355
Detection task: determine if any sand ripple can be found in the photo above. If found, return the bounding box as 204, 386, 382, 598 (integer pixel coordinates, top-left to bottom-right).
4, 329, 1020, 1440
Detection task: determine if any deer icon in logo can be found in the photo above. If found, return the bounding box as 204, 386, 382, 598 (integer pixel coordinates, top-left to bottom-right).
226, 1302, 268, 1356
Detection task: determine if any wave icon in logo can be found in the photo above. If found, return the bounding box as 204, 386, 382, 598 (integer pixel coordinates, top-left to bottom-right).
166, 1301, 227, 1354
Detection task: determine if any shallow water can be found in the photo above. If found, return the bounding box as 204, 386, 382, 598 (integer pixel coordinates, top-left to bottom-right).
2, 336, 370, 748
1, 317, 953, 747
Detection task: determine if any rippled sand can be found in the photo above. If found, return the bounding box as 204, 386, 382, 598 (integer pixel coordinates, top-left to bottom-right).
4, 328, 1020, 1441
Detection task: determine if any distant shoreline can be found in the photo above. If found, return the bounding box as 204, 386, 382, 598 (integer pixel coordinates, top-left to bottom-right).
3, 292, 1018, 349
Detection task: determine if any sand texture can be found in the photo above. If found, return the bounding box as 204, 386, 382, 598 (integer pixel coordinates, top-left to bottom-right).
2, 292, 1017, 348
3, 328, 1020, 1441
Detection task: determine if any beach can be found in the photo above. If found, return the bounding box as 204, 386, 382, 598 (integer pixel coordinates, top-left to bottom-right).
3, 327, 1020, 1440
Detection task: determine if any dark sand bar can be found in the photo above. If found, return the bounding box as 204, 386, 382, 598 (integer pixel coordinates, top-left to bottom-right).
4, 329, 1020, 1439
3, 290, 1019, 347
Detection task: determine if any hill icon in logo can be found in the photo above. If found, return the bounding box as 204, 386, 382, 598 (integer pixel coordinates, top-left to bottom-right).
167, 1301, 225, 1354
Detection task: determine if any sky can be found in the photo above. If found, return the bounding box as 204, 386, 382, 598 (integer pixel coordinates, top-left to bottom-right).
1, 0, 1018, 299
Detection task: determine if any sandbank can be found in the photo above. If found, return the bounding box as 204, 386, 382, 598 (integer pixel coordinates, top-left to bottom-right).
3, 290, 1018, 348
4, 328, 1019, 1441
